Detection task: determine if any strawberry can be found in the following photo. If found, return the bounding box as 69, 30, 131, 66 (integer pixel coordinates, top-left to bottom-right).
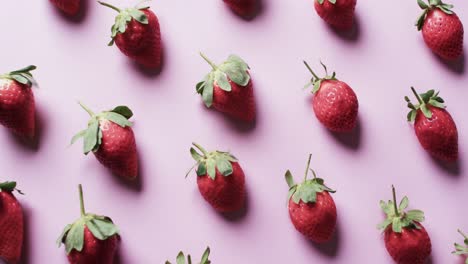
223, 0, 257, 18
452, 229, 468, 264
57, 184, 120, 264
378, 186, 431, 264
415, 0, 464, 60
98, 1, 162, 69
405, 87, 458, 162
314, 0, 357, 30
0, 66, 37, 138
50, 0, 80, 16
187, 143, 246, 213
303, 61, 358, 132
165, 247, 211, 264
196, 53, 256, 122
71, 103, 138, 179
285, 154, 337, 243
0, 181, 24, 264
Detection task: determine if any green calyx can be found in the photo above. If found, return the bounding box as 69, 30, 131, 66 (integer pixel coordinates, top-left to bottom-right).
57, 184, 119, 254
0, 181, 23, 194
0, 65, 37, 87
284, 154, 335, 205
98, 1, 150, 46
452, 229, 468, 263
303, 61, 337, 94
165, 247, 211, 264
196, 53, 250, 108
186, 143, 238, 180
405, 87, 445, 122
71, 102, 134, 155
317, 0, 336, 4
415, 0, 454, 30
377, 185, 425, 233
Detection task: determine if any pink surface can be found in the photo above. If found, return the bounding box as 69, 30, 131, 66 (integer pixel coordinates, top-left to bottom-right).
0, 0, 467, 263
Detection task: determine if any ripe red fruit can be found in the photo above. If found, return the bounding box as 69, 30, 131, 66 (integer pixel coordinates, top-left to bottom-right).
50, 0, 80, 16
0, 66, 37, 138
71, 103, 138, 179
285, 154, 337, 243
405, 87, 458, 162
314, 0, 357, 30
378, 186, 432, 264
57, 185, 120, 264
187, 143, 246, 213
165, 247, 211, 264
196, 53, 256, 123
415, 0, 464, 60
98, 1, 162, 69
303, 61, 358, 132
0, 182, 24, 264
452, 229, 468, 263
223, 0, 257, 18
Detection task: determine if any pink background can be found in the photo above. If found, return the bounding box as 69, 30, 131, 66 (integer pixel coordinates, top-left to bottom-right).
0, 0, 467, 263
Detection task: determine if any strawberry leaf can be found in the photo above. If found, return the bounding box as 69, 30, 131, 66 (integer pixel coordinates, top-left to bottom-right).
188, 143, 238, 180
104, 112, 133, 127
65, 221, 85, 254
111, 106, 133, 119
86, 217, 119, 241
216, 158, 233, 176
71, 130, 86, 145
196, 163, 207, 176
200, 247, 211, 264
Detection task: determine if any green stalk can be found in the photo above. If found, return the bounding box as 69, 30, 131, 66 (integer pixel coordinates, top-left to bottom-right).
392, 185, 399, 217
78, 184, 86, 217
78, 101, 95, 116
303, 61, 320, 80
199, 52, 218, 70
303, 154, 312, 181
97, 1, 122, 12
192, 142, 209, 156
411, 87, 423, 105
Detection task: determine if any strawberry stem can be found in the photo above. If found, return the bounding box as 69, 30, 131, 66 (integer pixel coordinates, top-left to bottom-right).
303, 61, 320, 80
411, 87, 423, 105
199, 52, 217, 70
392, 185, 399, 217
192, 142, 208, 156
78, 101, 95, 116
97, 1, 122, 12
303, 154, 312, 181
78, 184, 86, 217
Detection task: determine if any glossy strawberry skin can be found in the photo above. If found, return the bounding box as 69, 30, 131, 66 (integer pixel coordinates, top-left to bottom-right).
414, 106, 458, 162
0, 79, 35, 138
67, 227, 119, 264
197, 162, 246, 212
312, 80, 358, 132
114, 9, 162, 69
223, 0, 257, 18
94, 120, 138, 179
212, 78, 256, 122
0, 192, 23, 264
50, 0, 80, 16
288, 192, 337, 243
384, 224, 432, 264
422, 9, 464, 60
314, 0, 357, 30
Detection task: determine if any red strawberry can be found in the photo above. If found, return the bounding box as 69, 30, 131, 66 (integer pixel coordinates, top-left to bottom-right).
99, 1, 162, 69
303, 61, 358, 132
405, 87, 458, 162
314, 0, 357, 30
452, 229, 468, 263
285, 154, 337, 243
196, 53, 256, 122
166, 247, 211, 264
0, 181, 24, 264
187, 143, 246, 213
57, 184, 120, 264
0, 66, 37, 138
223, 0, 257, 18
50, 0, 80, 16
71, 103, 138, 179
378, 186, 432, 264
416, 0, 464, 60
